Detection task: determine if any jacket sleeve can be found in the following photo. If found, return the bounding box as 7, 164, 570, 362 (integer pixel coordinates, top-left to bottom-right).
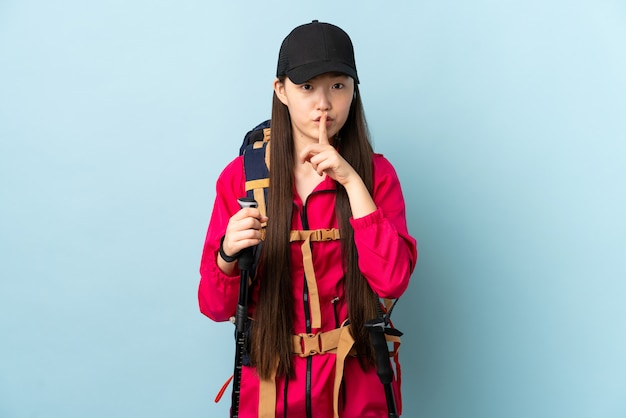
198, 157, 246, 322
350, 155, 418, 299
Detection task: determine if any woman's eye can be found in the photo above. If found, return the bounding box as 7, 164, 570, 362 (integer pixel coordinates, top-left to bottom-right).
332, 83, 344, 89
301, 84, 313, 90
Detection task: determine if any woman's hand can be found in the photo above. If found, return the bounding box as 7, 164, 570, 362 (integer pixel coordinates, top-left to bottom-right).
298, 112, 358, 186
299, 112, 377, 219
219, 207, 267, 266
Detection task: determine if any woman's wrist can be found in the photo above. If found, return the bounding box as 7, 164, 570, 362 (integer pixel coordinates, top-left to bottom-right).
219, 236, 239, 263
342, 176, 377, 219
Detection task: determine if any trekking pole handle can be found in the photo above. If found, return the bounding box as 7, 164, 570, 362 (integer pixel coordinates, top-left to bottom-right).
366, 318, 394, 385
236, 197, 257, 271
237, 197, 258, 209
366, 317, 398, 417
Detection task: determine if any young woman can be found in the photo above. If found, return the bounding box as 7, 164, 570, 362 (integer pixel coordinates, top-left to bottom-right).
199, 21, 417, 418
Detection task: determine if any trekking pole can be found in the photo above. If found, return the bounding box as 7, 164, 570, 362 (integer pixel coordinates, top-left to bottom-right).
231, 197, 258, 418
366, 317, 399, 418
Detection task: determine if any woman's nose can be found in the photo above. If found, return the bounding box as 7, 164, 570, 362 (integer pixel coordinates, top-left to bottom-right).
316, 91, 331, 110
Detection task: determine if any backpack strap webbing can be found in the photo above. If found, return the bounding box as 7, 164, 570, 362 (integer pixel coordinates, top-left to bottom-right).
289, 228, 341, 330
257, 323, 402, 418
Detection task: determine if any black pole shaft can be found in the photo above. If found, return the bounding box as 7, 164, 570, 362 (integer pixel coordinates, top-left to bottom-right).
231, 270, 250, 418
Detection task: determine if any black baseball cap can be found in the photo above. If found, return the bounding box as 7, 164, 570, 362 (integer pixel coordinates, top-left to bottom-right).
276, 20, 359, 84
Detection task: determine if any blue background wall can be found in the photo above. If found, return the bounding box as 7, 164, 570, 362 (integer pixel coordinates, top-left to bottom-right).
1, 1, 624, 417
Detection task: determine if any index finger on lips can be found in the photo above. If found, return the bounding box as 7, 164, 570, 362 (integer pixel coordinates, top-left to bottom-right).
319, 111, 329, 145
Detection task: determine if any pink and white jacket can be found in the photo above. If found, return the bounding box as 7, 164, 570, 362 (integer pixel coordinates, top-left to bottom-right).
199, 153, 417, 418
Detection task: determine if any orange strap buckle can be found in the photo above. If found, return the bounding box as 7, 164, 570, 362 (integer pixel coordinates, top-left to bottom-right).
296, 333, 322, 357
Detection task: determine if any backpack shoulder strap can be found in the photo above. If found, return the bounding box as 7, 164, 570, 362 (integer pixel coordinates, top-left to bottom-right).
242, 138, 270, 221
240, 119, 271, 218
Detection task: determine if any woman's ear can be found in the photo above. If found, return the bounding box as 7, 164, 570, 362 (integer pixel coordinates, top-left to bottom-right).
273, 78, 288, 106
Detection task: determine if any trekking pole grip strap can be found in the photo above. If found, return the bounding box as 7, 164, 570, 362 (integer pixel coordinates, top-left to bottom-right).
219, 235, 240, 263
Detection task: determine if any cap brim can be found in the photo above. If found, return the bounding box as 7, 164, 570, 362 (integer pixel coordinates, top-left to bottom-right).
287, 61, 359, 84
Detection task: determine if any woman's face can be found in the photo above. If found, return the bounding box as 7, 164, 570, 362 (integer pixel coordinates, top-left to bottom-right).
274, 73, 355, 144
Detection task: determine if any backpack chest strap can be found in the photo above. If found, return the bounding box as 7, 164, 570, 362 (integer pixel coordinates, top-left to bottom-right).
289, 228, 341, 329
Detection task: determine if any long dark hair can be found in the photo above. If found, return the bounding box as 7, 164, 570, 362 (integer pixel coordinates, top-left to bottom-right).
250, 78, 380, 379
